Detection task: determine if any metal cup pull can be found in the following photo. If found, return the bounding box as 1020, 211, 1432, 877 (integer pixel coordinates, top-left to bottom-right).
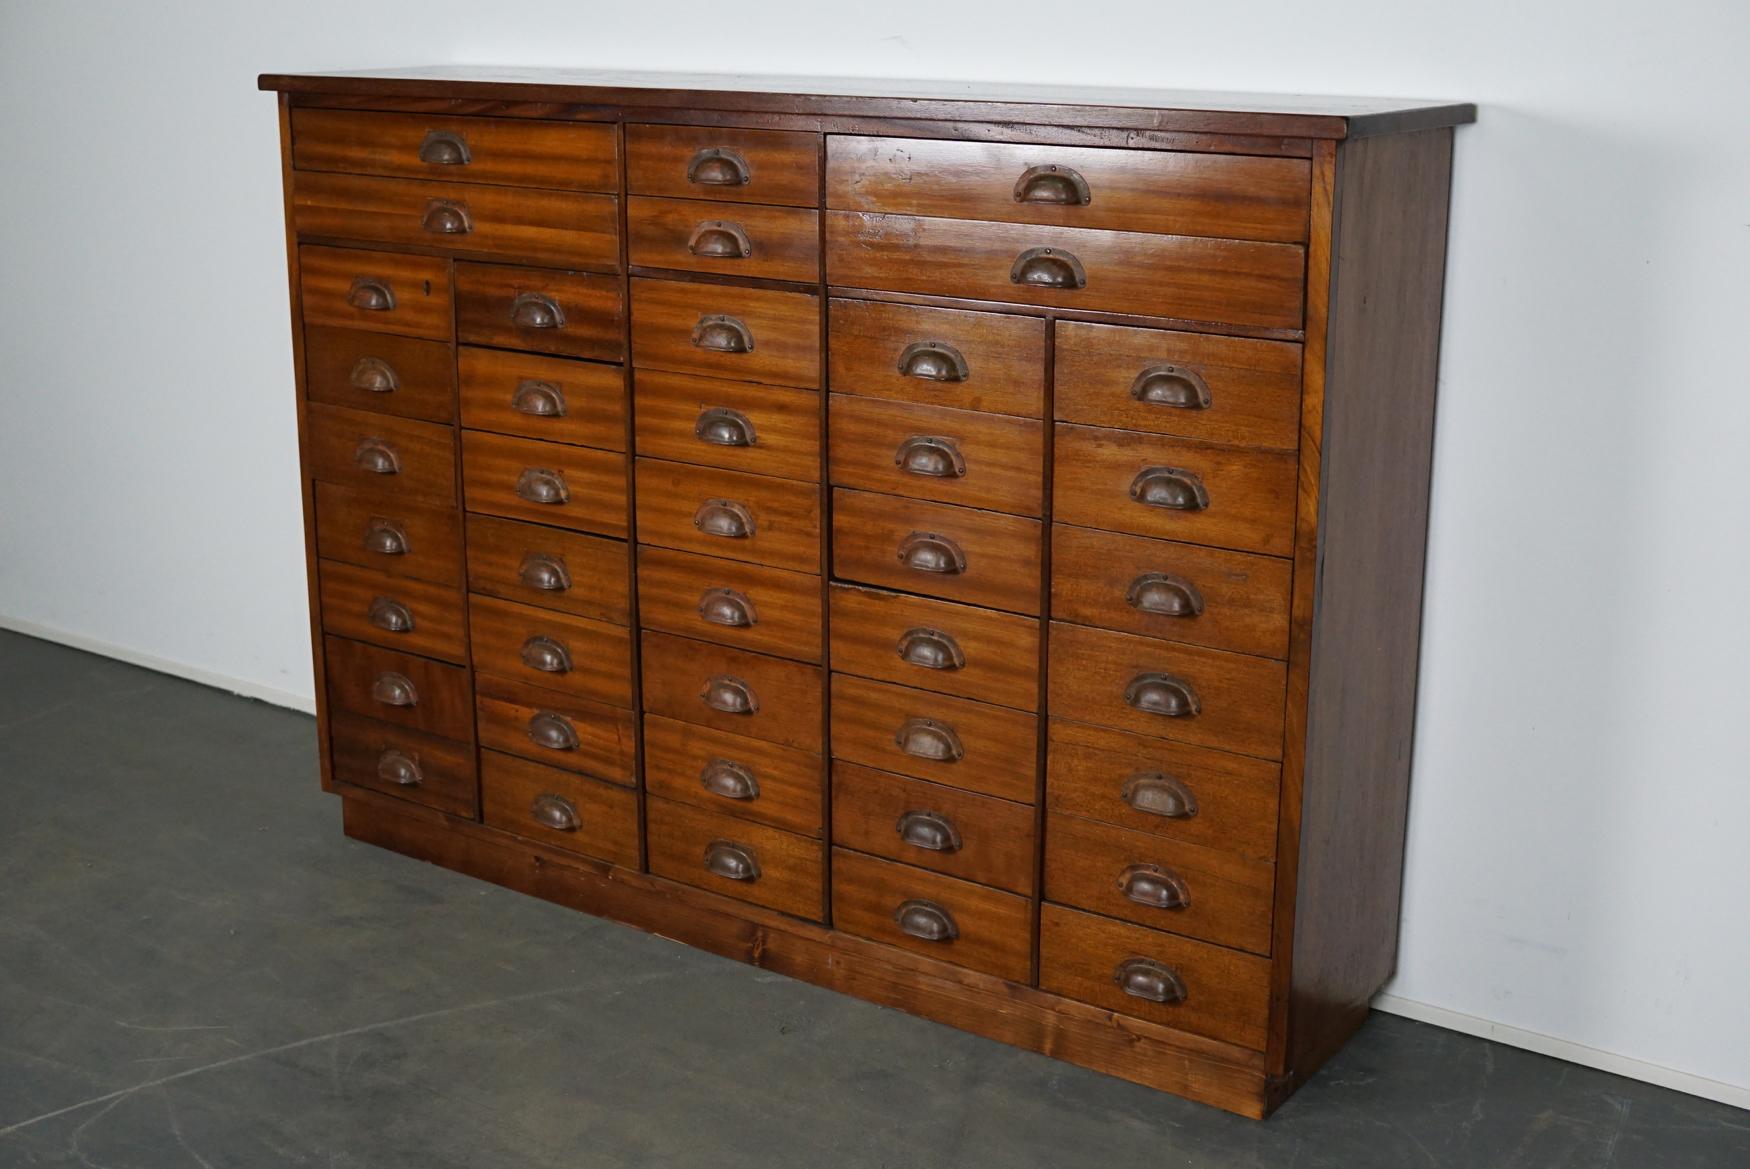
896, 627, 965, 671
692, 314, 754, 353
1130, 364, 1212, 410
421, 199, 472, 235
894, 717, 964, 763
510, 292, 565, 330
1114, 957, 1187, 1005
346, 277, 394, 312
694, 407, 757, 447
518, 552, 571, 592
363, 518, 409, 556
520, 635, 572, 675
417, 129, 471, 166
511, 379, 567, 418
703, 840, 760, 881
896, 809, 962, 853
895, 341, 970, 383
376, 748, 422, 787
371, 672, 417, 707
1121, 772, 1199, 820
530, 793, 580, 832
693, 498, 754, 539
1120, 864, 1191, 911
1125, 573, 1205, 619
1124, 673, 1201, 719
1013, 163, 1092, 205
515, 467, 569, 505
527, 710, 580, 751
1009, 246, 1086, 290
700, 674, 759, 715
349, 356, 399, 394
700, 758, 760, 802
687, 220, 753, 258
893, 899, 959, 943
894, 435, 967, 479
1129, 467, 1209, 511
366, 596, 414, 634
897, 531, 967, 576
353, 439, 400, 475
698, 587, 758, 628
687, 147, 752, 187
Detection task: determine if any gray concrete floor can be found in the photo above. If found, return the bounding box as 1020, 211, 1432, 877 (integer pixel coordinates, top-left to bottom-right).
0, 630, 1744, 1168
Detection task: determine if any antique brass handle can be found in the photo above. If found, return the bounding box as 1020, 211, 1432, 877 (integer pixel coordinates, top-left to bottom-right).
510, 292, 565, 330
1114, 957, 1186, 1005
371, 672, 417, 707
1009, 247, 1086, 290
421, 199, 472, 235
694, 407, 757, 447
701, 674, 758, 715
1121, 772, 1199, 820
896, 341, 969, 383
896, 810, 962, 853
520, 635, 572, 675
693, 499, 754, 539
1013, 163, 1091, 205
417, 129, 471, 166
897, 531, 967, 575
1130, 364, 1212, 410
896, 627, 964, 671
530, 793, 580, 832
527, 711, 579, 751
703, 840, 761, 881
1125, 573, 1205, 618
515, 468, 569, 505
894, 435, 966, 479
698, 587, 758, 628
511, 379, 566, 418
363, 518, 408, 556
346, 277, 394, 311
376, 748, 421, 787
349, 356, 398, 394
692, 314, 754, 353
518, 552, 571, 592
894, 717, 964, 763
893, 899, 959, 943
687, 220, 753, 258
1129, 467, 1209, 511
700, 758, 760, 801
353, 439, 400, 475
687, 147, 751, 187
366, 596, 414, 634
1120, 864, 1190, 910
1124, 673, 1201, 719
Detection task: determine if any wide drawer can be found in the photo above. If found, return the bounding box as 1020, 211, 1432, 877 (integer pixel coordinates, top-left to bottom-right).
641, 631, 823, 753
480, 750, 639, 868
292, 110, 618, 192
329, 712, 477, 819
627, 125, 820, 207
643, 714, 823, 837
299, 245, 450, 340
832, 489, 1041, 615
474, 672, 637, 783
646, 796, 824, 920
631, 278, 820, 388
828, 395, 1044, 515
308, 403, 456, 505
465, 515, 629, 623
317, 559, 466, 663
467, 594, 634, 708
629, 196, 820, 283
829, 674, 1035, 803
458, 348, 626, 449
304, 326, 453, 423
637, 546, 822, 663
831, 849, 1031, 983
633, 371, 820, 482
314, 483, 462, 586
828, 298, 1045, 418
635, 459, 820, 572
461, 431, 627, 538
455, 263, 624, 361
828, 584, 1038, 710
323, 636, 472, 739
831, 762, 1035, 894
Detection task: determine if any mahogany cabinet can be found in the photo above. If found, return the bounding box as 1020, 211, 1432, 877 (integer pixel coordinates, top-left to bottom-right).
260, 66, 1473, 1117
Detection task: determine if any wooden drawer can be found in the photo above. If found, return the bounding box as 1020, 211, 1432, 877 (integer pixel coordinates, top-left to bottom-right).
828, 584, 1037, 710
832, 489, 1041, 616
631, 278, 820, 388
458, 348, 625, 450
467, 594, 634, 708
1055, 322, 1302, 451
641, 631, 823, 752
828, 395, 1043, 515
637, 546, 822, 663
299, 245, 450, 340
629, 196, 820, 283
304, 326, 453, 423
329, 712, 477, 820
314, 483, 462, 586
830, 675, 1035, 804
461, 431, 627, 538
826, 137, 1310, 244
633, 371, 819, 481
635, 459, 820, 573
455, 263, 623, 361
647, 796, 824, 920
1047, 719, 1279, 861
1053, 425, 1298, 558
831, 762, 1035, 894
465, 515, 629, 624
1039, 905, 1271, 1051
308, 403, 456, 505
1048, 623, 1287, 760
480, 750, 639, 868
1051, 525, 1292, 660
831, 849, 1031, 982
317, 559, 465, 663
826, 212, 1305, 331
324, 636, 472, 739
828, 298, 1045, 418
643, 714, 822, 837
627, 125, 820, 207
292, 109, 617, 192
474, 672, 637, 783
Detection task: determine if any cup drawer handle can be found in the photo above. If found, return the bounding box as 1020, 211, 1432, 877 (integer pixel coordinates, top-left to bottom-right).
376, 748, 422, 787
1120, 864, 1190, 910
349, 356, 399, 394
370, 671, 417, 707
897, 530, 966, 575
688, 220, 753, 258
353, 439, 400, 475
511, 379, 567, 418
520, 635, 572, 675
528, 711, 579, 751
896, 627, 964, 671
1129, 467, 1209, 511
694, 406, 757, 447
896, 809, 962, 853
894, 435, 966, 479
693, 499, 755, 539
687, 147, 751, 187
530, 793, 580, 832
1126, 573, 1205, 619
1114, 957, 1186, 1005
1013, 163, 1091, 205
698, 587, 758, 628
703, 840, 760, 881
366, 596, 414, 634
692, 314, 754, 353
896, 341, 969, 383
1009, 246, 1086, 290
1121, 772, 1199, 820
363, 518, 409, 556
1131, 364, 1212, 410
701, 674, 759, 716
346, 277, 395, 312
418, 129, 471, 166
421, 199, 472, 235
510, 292, 565, 330
893, 899, 959, 943
1124, 673, 1201, 719
518, 552, 571, 592
515, 468, 570, 506
700, 758, 760, 801
894, 717, 964, 763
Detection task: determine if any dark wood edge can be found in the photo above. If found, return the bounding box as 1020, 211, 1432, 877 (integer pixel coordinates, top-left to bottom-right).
613, 123, 649, 871
1029, 317, 1057, 982
816, 135, 835, 925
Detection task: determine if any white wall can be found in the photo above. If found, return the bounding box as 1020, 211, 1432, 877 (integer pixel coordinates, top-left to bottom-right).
3, 0, 1747, 1104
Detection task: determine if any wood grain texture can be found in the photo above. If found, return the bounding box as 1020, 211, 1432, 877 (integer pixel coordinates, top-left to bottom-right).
632, 371, 820, 481
467, 594, 635, 707
454, 262, 624, 361
642, 714, 824, 837
329, 712, 478, 819
458, 348, 626, 449
828, 583, 1039, 710
640, 631, 824, 752
629, 196, 821, 282
323, 635, 473, 738
646, 795, 825, 920
829, 674, 1036, 803
315, 482, 463, 585
292, 108, 618, 191
828, 394, 1045, 515
298, 245, 452, 340
474, 671, 638, 783
465, 515, 629, 623
634, 458, 821, 572
480, 750, 640, 867
307, 403, 457, 505
304, 326, 454, 422
636, 546, 822, 663
831, 762, 1036, 894
460, 431, 628, 537
827, 297, 1045, 417
831, 489, 1043, 616
631, 277, 821, 387
316, 558, 466, 663
830, 848, 1032, 982
626, 124, 822, 206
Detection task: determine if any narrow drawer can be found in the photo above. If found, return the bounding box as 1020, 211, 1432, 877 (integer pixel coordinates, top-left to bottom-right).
480, 750, 639, 868
458, 348, 626, 450
461, 431, 627, 538
828, 584, 1038, 710
627, 125, 820, 207
1051, 525, 1292, 660
641, 631, 823, 753
829, 395, 1044, 515
826, 212, 1305, 332
292, 110, 618, 192
1048, 623, 1287, 760
299, 245, 450, 340
643, 714, 822, 837
635, 459, 820, 573
831, 762, 1035, 894
324, 636, 472, 739
832, 489, 1041, 616
467, 594, 634, 708
474, 672, 637, 783
828, 298, 1045, 418
308, 403, 456, 505
629, 196, 821, 283
1039, 905, 1271, 1050
1053, 424, 1298, 558
329, 712, 477, 820
455, 263, 623, 362
647, 796, 824, 920
304, 326, 453, 423
465, 515, 629, 624
633, 371, 820, 482
1055, 322, 1303, 451
317, 559, 466, 663
637, 546, 822, 664
831, 849, 1031, 983
631, 278, 820, 388
315, 483, 462, 585
829, 674, 1035, 804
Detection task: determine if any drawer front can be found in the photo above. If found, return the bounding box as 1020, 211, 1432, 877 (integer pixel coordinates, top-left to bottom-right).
832, 489, 1042, 616
637, 546, 822, 664
299, 245, 451, 340
1048, 623, 1287, 760
308, 403, 456, 505
826, 137, 1311, 244
480, 750, 639, 868
633, 371, 820, 481
317, 559, 466, 663
641, 631, 823, 753
828, 584, 1038, 710
827, 212, 1305, 331
831, 849, 1031, 982
643, 714, 822, 837
304, 326, 453, 423
828, 298, 1045, 418
455, 263, 624, 361
830, 674, 1035, 803
329, 712, 477, 819
635, 459, 821, 573
1039, 905, 1271, 1050
465, 515, 629, 623
647, 796, 824, 920
1051, 525, 1292, 660
629, 196, 821, 283
468, 594, 634, 708
458, 348, 626, 450
315, 483, 462, 585
292, 110, 618, 192
829, 395, 1044, 515
831, 762, 1035, 894
461, 431, 627, 538
474, 672, 637, 783
627, 125, 820, 207
631, 278, 820, 388
1053, 425, 1298, 558
324, 636, 472, 739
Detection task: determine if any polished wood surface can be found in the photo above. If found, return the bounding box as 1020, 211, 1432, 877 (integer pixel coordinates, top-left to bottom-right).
831, 489, 1042, 616
828, 395, 1044, 515
831, 762, 1036, 894
464, 515, 629, 623
298, 244, 452, 339
830, 674, 1036, 803
631, 278, 821, 388
632, 370, 820, 481
646, 796, 824, 919
831, 849, 1032, 982
642, 713, 823, 837
458, 348, 626, 448
315, 483, 463, 585
468, 594, 635, 707
292, 109, 619, 191
323, 635, 473, 738
460, 431, 627, 537
827, 298, 1045, 417
828, 584, 1039, 710
626, 124, 822, 207
629, 196, 821, 282
637, 546, 822, 663
640, 631, 824, 752
307, 403, 457, 503
473, 671, 638, 781
634, 459, 821, 572
304, 326, 454, 422
329, 712, 477, 818
480, 750, 641, 866
455, 262, 624, 360
316, 559, 466, 662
